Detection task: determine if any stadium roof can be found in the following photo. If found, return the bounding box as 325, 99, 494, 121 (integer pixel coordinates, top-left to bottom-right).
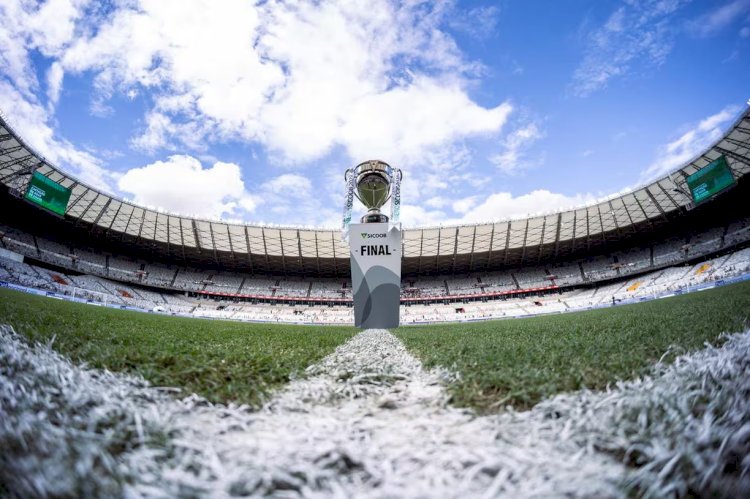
1, 108, 749, 276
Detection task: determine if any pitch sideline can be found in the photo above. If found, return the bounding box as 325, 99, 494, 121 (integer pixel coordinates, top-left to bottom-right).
2, 326, 749, 497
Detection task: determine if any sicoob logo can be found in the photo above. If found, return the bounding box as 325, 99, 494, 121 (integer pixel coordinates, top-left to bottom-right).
361, 233, 387, 239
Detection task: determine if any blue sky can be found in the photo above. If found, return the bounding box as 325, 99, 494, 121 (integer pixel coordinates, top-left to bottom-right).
0, 0, 748, 228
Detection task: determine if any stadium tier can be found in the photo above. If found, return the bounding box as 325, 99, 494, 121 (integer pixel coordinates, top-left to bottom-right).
1, 111, 749, 277
0, 109, 749, 324
1, 244, 749, 324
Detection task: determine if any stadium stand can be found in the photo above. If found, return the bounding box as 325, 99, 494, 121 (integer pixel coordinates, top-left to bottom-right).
580, 255, 618, 281
108, 256, 142, 283
0, 108, 749, 324
653, 238, 686, 267
172, 269, 211, 292
203, 273, 244, 294
686, 227, 723, 258
2, 231, 749, 324
613, 247, 651, 276
446, 276, 482, 295
143, 264, 177, 287
277, 278, 311, 298
513, 268, 553, 289
725, 217, 750, 246
480, 271, 518, 293
548, 262, 585, 286
310, 279, 351, 299
403, 277, 447, 297
72, 249, 107, 275
240, 277, 277, 296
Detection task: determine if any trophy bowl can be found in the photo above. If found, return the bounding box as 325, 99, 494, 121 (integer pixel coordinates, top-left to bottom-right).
342, 160, 402, 228
354, 160, 393, 223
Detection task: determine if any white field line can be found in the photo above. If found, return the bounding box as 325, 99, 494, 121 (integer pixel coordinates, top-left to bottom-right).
1, 326, 750, 497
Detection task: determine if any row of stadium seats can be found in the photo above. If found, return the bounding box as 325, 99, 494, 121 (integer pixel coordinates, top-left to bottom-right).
1, 217, 749, 302
1, 245, 749, 324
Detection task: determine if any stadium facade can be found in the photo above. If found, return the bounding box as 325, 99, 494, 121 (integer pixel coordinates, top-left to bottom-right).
0, 108, 749, 317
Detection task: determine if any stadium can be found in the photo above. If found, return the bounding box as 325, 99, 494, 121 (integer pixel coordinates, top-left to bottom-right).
2, 106, 750, 495
2, 1, 750, 497
1, 110, 749, 323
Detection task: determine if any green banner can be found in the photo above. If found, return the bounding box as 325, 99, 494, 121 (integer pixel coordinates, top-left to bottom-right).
24, 171, 72, 216
686, 155, 735, 205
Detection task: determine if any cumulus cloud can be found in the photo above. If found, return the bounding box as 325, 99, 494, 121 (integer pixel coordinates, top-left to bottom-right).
261, 174, 312, 195
453, 189, 598, 224
399, 189, 599, 227
46, 62, 64, 110
247, 172, 344, 227
400, 204, 448, 227
47, 0, 510, 166
451, 195, 479, 214
0, 0, 518, 226
639, 105, 740, 183
118, 155, 258, 219
0, 0, 117, 188
0, 80, 111, 189
0, 0, 91, 96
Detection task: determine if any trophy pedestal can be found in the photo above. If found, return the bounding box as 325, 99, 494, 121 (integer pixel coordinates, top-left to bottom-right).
343, 160, 403, 328
349, 223, 401, 329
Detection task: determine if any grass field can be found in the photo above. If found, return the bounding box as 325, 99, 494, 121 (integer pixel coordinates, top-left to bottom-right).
2, 280, 750, 413
0, 288, 356, 406
395, 280, 750, 412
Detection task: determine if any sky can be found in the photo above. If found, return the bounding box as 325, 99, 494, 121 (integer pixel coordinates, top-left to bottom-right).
0, 0, 748, 229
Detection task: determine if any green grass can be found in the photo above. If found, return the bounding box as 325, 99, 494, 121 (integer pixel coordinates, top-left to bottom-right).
4, 279, 750, 413
0, 288, 356, 406
395, 280, 750, 412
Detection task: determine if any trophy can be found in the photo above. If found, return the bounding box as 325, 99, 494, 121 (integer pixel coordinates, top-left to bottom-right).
342, 160, 402, 236
343, 160, 403, 328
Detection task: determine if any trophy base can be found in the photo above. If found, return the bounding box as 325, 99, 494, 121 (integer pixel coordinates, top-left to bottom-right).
361, 213, 389, 223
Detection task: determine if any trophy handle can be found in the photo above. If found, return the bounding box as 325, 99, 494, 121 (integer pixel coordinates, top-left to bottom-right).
390, 168, 403, 224
341, 168, 356, 241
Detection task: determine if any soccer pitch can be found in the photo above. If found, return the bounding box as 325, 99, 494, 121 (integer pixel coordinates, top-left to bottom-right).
2, 281, 750, 496
1, 280, 749, 409
396, 279, 750, 411
0, 288, 357, 406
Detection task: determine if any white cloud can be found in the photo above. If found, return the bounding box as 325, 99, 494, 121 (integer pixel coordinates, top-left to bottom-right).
490, 122, 544, 175
425, 197, 449, 209
454, 190, 598, 224
400, 204, 448, 227
452, 195, 479, 214
400, 189, 600, 227
43, 0, 510, 166
571, 0, 689, 97
687, 0, 750, 37
448, 5, 501, 40
0, 0, 117, 189
640, 105, 740, 183
46, 62, 64, 110
130, 112, 209, 153
0, 80, 111, 189
117, 155, 257, 219
0, 0, 517, 227
342, 79, 511, 165
261, 174, 312, 195
252, 172, 344, 227
0, 0, 90, 96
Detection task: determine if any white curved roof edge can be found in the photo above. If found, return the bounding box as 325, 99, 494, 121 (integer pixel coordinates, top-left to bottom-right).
1, 103, 748, 231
